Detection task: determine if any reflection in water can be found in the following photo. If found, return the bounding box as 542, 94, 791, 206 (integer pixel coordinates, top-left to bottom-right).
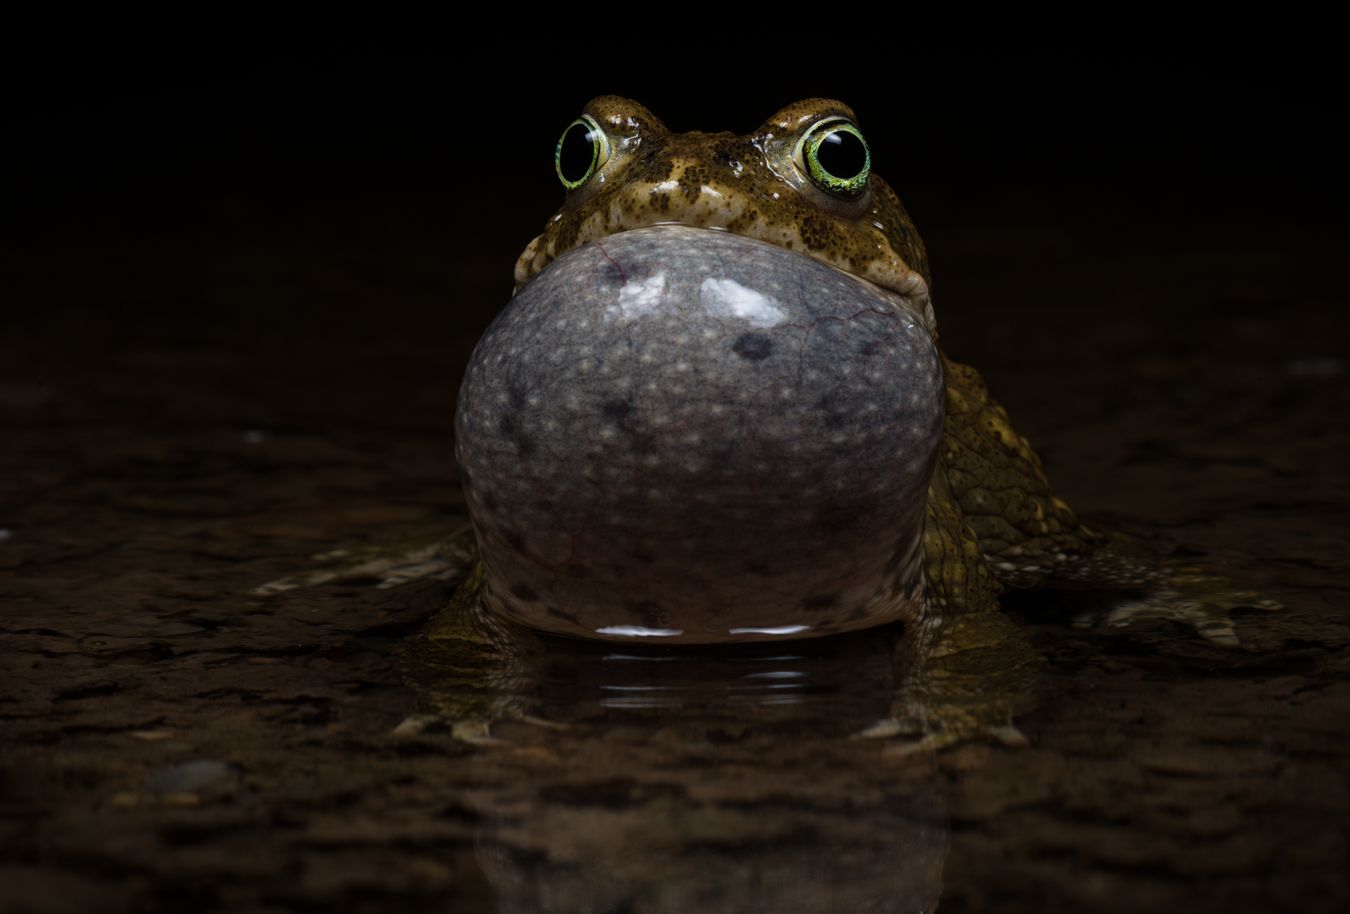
397, 534, 1282, 912
527, 624, 901, 727
407, 616, 949, 912
471, 745, 947, 914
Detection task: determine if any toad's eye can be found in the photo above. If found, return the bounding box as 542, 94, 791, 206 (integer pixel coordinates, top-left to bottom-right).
555, 115, 610, 190
797, 118, 871, 197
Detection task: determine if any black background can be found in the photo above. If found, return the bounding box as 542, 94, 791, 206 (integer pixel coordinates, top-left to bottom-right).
3, 36, 1345, 425
8, 38, 1343, 282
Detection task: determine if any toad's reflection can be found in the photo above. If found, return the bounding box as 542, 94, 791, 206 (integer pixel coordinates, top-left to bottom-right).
471, 741, 946, 914
404, 610, 949, 913
497, 621, 901, 731
401, 558, 1042, 751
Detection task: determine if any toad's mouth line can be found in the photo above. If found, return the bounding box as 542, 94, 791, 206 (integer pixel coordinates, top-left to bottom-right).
515, 222, 936, 334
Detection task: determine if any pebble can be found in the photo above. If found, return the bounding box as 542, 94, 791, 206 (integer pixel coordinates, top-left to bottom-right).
145, 759, 235, 795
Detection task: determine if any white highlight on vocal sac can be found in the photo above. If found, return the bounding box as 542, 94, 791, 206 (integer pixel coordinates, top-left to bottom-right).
727, 624, 812, 636
606, 273, 668, 322
700, 277, 787, 328
595, 625, 685, 637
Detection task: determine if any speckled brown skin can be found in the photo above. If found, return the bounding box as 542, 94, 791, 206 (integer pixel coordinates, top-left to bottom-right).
516, 97, 934, 328
930, 361, 1103, 607
511, 95, 1104, 621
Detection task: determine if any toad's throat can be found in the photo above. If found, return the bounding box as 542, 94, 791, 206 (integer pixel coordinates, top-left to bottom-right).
459, 226, 944, 643
514, 206, 934, 333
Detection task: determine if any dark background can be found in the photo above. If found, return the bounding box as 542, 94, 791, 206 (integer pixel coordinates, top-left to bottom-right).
7, 40, 1344, 320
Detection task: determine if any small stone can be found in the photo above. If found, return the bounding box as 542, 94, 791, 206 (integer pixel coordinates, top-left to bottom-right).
988, 725, 1030, 748
145, 759, 235, 795
128, 729, 176, 742
391, 715, 438, 737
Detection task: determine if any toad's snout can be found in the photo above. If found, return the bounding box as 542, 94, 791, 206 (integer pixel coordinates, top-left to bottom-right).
455, 225, 944, 643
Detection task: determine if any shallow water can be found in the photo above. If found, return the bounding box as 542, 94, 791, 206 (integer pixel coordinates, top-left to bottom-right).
4, 169, 1348, 912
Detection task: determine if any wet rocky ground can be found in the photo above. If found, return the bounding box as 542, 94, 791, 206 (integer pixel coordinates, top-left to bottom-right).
3, 55, 1348, 913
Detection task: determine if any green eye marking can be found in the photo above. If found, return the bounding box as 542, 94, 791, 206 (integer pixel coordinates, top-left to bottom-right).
555, 115, 609, 190
797, 118, 871, 197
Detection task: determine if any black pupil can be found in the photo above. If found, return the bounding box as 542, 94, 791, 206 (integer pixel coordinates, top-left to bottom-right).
817, 129, 866, 180
559, 123, 597, 183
